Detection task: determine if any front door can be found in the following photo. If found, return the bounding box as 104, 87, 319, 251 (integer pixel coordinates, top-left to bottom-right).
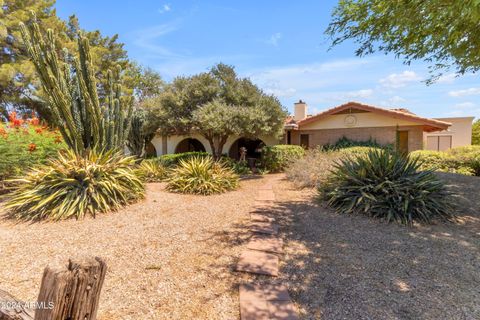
300, 134, 309, 149
397, 131, 408, 154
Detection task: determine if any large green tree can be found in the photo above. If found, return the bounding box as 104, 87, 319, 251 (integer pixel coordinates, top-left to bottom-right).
152, 63, 286, 158
326, 0, 480, 81
0, 0, 68, 119
0, 0, 148, 122
472, 119, 480, 145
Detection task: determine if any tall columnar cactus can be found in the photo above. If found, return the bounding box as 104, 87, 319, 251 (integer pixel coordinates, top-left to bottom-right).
19, 14, 132, 155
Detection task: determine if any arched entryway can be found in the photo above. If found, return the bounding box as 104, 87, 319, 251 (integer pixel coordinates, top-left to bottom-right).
228, 138, 265, 160
174, 138, 206, 153
145, 142, 157, 157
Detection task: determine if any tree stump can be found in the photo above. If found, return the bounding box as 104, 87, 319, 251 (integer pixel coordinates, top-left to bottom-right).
34, 257, 107, 320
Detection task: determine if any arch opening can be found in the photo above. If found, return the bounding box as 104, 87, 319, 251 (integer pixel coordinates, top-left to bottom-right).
228, 138, 265, 160
174, 138, 206, 153
145, 141, 157, 157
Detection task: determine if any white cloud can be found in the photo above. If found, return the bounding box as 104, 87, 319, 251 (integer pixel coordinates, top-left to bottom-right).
131, 22, 180, 57
379, 71, 422, 88
266, 33, 282, 46
448, 87, 480, 97
345, 89, 373, 99
158, 4, 171, 14
437, 73, 457, 84
453, 102, 475, 109
248, 59, 372, 93
387, 95, 406, 105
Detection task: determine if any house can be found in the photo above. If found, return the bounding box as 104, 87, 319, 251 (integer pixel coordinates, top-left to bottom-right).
424, 117, 474, 151
148, 101, 473, 157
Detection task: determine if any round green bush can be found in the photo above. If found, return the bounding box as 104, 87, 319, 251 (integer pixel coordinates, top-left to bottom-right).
5, 150, 145, 221
261, 145, 305, 172
322, 149, 454, 225
166, 156, 239, 195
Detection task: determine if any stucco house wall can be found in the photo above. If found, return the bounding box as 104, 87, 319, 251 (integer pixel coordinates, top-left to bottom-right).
151, 133, 280, 156
291, 110, 427, 151
424, 117, 474, 151
291, 125, 424, 151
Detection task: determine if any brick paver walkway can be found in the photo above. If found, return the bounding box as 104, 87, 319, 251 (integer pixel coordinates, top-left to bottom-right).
235, 176, 299, 319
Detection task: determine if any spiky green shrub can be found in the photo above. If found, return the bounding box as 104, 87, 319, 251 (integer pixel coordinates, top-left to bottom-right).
136, 159, 168, 182
166, 156, 239, 195
322, 149, 454, 225
159, 152, 210, 167
261, 145, 305, 172
4, 150, 144, 221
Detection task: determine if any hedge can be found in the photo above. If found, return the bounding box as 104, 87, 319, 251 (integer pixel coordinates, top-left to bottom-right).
261, 145, 305, 172
410, 146, 480, 176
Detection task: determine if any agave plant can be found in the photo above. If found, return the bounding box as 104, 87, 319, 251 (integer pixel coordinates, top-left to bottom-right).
322, 149, 454, 225
136, 159, 168, 182
4, 150, 145, 221
166, 156, 239, 195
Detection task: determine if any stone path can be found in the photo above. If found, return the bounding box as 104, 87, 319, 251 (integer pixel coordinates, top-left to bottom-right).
235, 176, 299, 319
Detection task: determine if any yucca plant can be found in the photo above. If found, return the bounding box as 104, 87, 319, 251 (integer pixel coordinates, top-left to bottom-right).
4, 150, 145, 221
136, 159, 168, 182
166, 156, 239, 195
322, 149, 454, 225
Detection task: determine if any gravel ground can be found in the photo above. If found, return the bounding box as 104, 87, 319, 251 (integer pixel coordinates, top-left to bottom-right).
270, 172, 480, 319
1, 172, 479, 319
0, 176, 271, 320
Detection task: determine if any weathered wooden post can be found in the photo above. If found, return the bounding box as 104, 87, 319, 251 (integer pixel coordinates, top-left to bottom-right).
0, 257, 106, 320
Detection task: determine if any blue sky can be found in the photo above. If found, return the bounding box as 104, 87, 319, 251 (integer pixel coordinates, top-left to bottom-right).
55, 0, 480, 119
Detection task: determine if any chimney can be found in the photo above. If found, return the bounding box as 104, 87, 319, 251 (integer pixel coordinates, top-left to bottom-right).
294, 100, 308, 121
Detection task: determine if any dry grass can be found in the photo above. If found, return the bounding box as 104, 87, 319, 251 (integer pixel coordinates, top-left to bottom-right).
272, 172, 480, 319
285, 149, 339, 188
0, 176, 270, 320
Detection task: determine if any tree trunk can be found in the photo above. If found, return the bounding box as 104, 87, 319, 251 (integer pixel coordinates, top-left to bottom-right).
0, 290, 34, 320
34, 257, 107, 320
207, 135, 228, 160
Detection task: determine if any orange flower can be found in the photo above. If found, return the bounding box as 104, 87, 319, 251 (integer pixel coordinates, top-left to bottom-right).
28, 143, 37, 152
0, 128, 7, 139
8, 111, 23, 128
54, 135, 62, 144
35, 127, 43, 134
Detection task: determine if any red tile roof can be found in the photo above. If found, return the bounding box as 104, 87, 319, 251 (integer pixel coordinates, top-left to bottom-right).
294, 101, 450, 132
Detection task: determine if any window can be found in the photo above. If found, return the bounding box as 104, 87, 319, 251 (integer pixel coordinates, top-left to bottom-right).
300, 134, 309, 149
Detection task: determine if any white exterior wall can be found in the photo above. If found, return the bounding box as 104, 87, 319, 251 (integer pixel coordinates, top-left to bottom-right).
300, 112, 420, 130
151, 133, 281, 156
424, 117, 474, 150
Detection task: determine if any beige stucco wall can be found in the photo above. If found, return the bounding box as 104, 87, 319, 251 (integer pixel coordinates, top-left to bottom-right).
291, 125, 424, 152
300, 112, 420, 130
151, 133, 280, 156
424, 117, 474, 150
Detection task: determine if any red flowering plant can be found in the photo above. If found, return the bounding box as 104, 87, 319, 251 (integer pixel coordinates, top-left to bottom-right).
0, 111, 65, 183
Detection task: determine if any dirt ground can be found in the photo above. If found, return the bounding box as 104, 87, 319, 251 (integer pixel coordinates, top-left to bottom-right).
268, 172, 480, 319
0, 172, 479, 319
0, 176, 272, 320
